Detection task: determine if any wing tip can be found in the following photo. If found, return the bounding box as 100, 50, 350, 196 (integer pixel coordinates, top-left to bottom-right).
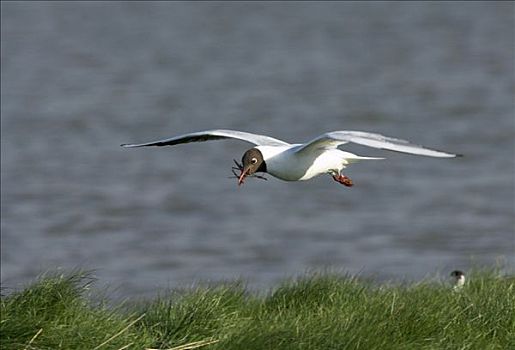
434, 150, 463, 158
432, 153, 462, 158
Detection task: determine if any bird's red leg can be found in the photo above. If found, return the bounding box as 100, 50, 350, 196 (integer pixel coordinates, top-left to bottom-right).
332, 174, 354, 187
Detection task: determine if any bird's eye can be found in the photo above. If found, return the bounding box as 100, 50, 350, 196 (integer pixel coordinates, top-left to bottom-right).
251, 157, 257, 164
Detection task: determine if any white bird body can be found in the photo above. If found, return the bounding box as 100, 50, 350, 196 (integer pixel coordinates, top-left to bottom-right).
122, 129, 459, 187
257, 145, 381, 181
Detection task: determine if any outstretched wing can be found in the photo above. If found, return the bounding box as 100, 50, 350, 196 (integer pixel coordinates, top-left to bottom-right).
121, 129, 290, 148
295, 131, 460, 158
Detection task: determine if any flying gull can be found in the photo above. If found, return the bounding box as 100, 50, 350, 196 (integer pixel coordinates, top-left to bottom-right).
121, 129, 459, 187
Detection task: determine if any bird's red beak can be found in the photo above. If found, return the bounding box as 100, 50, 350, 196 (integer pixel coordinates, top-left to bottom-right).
238, 168, 249, 186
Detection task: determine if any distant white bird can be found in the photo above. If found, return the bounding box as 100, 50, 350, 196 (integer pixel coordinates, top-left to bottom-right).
450, 270, 466, 291
122, 129, 460, 187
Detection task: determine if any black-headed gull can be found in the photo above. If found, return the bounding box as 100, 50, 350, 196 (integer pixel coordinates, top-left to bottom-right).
121, 129, 459, 187
450, 270, 466, 291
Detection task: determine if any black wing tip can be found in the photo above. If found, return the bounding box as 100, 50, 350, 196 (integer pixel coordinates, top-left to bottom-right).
439, 153, 463, 158
425, 147, 463, 158
120, 142, 166, 148
444, 151, 463, 158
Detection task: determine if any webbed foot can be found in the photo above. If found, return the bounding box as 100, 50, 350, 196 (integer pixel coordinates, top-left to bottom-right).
332, 174, 353, 187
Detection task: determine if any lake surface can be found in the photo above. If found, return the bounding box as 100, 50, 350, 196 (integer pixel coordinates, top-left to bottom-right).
1, 2, 513, 299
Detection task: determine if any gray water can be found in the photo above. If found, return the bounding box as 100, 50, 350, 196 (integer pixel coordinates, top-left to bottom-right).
1, 2, 514, 299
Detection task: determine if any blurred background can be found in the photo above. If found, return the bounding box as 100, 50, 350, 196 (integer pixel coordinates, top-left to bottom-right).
1, 2, 513, 299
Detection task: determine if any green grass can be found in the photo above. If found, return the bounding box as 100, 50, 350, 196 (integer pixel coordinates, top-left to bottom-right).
1, 270, 514, 350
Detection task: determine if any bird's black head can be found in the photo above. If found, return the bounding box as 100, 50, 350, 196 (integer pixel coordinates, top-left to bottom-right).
450, 270, 465, 278
238, 148, 267, 185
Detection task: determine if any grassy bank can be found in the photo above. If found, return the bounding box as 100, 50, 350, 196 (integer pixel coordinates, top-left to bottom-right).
1, 270, 513, 350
